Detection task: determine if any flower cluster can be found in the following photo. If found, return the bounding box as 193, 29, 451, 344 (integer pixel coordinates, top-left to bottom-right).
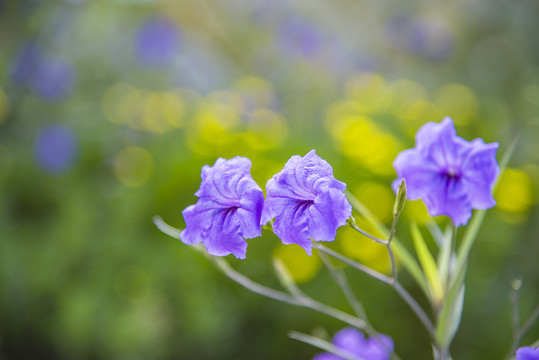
313, 327, 393, 360
181, 150, 351, 258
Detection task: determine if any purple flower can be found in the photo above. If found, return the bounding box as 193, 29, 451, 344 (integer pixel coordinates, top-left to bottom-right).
135, 17, 180, 67
313, 327, 394, 360
277, 17, 324, 60
31, 56, 75, 101
393, 117, 499, 227
34, 124, 78, 174
261, 150, 352, 255
10, 43, 75, 101
517, 346, 539, 360
180, 157, 264, 259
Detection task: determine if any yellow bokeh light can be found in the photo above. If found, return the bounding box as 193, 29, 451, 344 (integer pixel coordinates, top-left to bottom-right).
434, 84, 478, 125
340, 117, 401, 175
244, 109, 288, 150
113, 146, 153, 187
389, 79, 427, 116
0, 89, 8, 125
495, 168, 534, 214
234, 76, 274, 112
274, 244, 321, 283
354, 182, 394, 223
141, 91, 184, 133
345, 73, 392, 114
402, 199, 432, 224
102, 83, 144, 125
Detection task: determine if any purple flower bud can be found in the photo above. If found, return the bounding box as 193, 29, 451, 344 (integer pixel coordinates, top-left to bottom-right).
181, 157, 264, 259
393, 117, 499, 227
135, 17, 180, 67
517, 346, 539, 360
313, 327, 394, 360
262, 150, 352, 255
34, 124, 78, 174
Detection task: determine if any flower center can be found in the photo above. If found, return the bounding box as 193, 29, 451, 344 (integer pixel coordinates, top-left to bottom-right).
442, 167, 461, 181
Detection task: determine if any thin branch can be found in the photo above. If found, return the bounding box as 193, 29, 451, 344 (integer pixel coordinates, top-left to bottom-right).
289, 331, 365, 360
211, 256, 302, 306
317, 250, 368, 321
521, 304, 539, 338
393, 281, 435, 337
349, 222, 387, 244
273, 258, 367, 330
315, 244, 435, 338
315, 244, 392, 285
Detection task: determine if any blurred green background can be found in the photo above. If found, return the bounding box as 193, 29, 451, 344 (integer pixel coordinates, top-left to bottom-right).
1, 0, 538, 359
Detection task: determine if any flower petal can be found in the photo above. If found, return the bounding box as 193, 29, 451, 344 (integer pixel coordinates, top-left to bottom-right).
461, 139, 499, 209
312, 353, 342, 360
422, 174, 472, 226
516, 346, 539, 360
202, 208, 247, 259
272, 199, 312, 254
393, 148, 439, 200
180, 205, 213, 245
308, 188, 352, 242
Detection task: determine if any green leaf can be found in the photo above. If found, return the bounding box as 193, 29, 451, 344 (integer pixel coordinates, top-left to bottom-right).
436, 263, 466, 347
437, 226, 453, 291
410, 222, 443, 303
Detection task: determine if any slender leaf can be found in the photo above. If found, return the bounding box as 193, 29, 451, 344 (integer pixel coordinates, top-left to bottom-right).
411, 222, 443, 303
437, 226, 453, 291
436, 262, 466, 347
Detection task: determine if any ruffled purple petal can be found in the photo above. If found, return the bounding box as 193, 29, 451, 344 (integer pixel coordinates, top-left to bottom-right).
328, 327, 393, 360
196, 157, 252, 205
238, 185, 264, 239
422, 173, 472, 227
333, 327, 367, 354
272, 199, 312, 254
202, 208, 247, 259
516, 346, 539, 360
393, 148, 439, 200
360, 335, 394, 360
308, 188, 352, 242
461, 140, 499, 209
180, 205, 213, 245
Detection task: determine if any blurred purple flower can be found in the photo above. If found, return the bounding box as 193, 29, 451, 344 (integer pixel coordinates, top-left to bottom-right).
10, 42, 40, 85
34, 124, 78, 174
517, 346, 539, 360
313, 328, 394, 360
393, 117, 499, 227
135, 17, 180, 67
181, 157, 264, 259
262, 150, 351, 255
31, 56, 75, 101
277, 17, 324, 60
11, 43, 75, 101
386, 14, 453, 61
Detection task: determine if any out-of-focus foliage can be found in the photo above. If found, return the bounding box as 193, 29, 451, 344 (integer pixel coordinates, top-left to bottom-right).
1, 0, 538, 359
